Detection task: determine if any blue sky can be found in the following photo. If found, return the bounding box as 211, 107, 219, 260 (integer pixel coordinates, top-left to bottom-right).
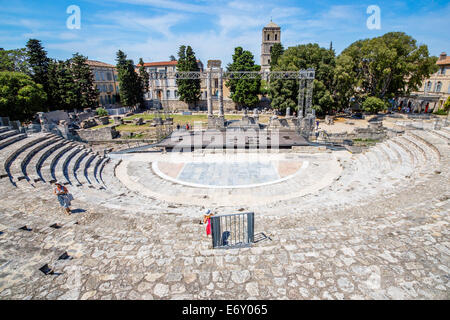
1, 0, 449, 66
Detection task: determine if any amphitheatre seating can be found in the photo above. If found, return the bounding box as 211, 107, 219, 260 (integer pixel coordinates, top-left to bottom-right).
0, 133, 53, 180
0, 121, 449, 300
0, 124, 447, 211
40, 143, 78, 183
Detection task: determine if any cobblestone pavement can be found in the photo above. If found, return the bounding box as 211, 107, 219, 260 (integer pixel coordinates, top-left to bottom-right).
0, 123, 449, 300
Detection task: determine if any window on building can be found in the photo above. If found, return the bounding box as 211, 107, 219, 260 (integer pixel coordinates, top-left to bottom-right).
106, 72, 112, 81
435, 82, 442, 93
175, 90, 178, 98
275, 34, 278, 41
426, 81, 432, 92
166, 90, 170, 99
270, 46, 272, 53
116, 85, 119, 93
267, 34, 270, 41
109, 84, 113, 92
268, 59, 271, 65
101, 72, 105, 81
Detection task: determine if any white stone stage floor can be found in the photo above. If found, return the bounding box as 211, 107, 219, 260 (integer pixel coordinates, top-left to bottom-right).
114, 151, 343, 207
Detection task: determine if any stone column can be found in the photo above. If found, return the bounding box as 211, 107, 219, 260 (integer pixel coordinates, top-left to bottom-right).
207, 68, 213, 116
218, 68, 224, 117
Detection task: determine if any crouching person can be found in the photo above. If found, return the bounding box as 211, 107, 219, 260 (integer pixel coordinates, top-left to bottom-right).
54, 182, 72, 215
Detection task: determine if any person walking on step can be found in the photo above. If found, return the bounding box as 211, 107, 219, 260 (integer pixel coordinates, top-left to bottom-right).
54, 182, 72, 215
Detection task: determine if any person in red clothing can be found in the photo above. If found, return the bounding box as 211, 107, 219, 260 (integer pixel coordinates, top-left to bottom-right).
203, 210, 214, 236
53, 182, 72, 215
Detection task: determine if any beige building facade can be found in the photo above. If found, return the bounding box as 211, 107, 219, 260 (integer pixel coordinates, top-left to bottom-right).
139, 60, 234, 110
86, 60, 120, 108
399, 52, 449, 112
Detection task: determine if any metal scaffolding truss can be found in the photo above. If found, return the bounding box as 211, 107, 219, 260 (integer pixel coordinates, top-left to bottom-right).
148, 69, 315, 80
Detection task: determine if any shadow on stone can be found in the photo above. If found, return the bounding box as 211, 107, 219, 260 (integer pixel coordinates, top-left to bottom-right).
58, 251, 72, 261
254, 232, 272, 243
39, 264, 54, 275
70, 208, 86, 214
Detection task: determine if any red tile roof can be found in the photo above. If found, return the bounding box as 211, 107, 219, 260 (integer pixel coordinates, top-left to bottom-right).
138, 61, 178, 67
137, 60, 202, 67
437, 57, 450, 66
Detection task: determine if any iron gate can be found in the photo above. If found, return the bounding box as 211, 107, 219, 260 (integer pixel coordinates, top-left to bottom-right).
211, 212, 254, 249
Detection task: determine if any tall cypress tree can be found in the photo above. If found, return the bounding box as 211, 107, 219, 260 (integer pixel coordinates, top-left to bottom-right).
70, 53, 99, 109
26, 39, 49, 105
115, 50, 143, 107
55, 60, 77, 110
176, 45, 200, 107
138, 58, 149, 94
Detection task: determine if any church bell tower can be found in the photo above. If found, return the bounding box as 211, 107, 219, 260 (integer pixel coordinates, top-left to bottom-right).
261, 21, 281, 73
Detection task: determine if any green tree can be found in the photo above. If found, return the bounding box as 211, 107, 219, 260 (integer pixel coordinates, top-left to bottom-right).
115, 50, 143, 107
0, 48, 30, 73
443, 96, 450, 113
55, 60, 77, 110
96, 107, 108, 117
226, 47, 261, 108
270, 43, 284, 69
138, 58, 150, 93
0, 71, 46, 121
70, 53, 99, 109
361, 96, 388, 114
270, 43, 336, 115
336, 32, 438, 105
26, 39, 50, 101
176, 45, 201, 107
169, 55, 176, 61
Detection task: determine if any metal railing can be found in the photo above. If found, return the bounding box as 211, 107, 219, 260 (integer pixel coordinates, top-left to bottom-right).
211, 212, 254, 249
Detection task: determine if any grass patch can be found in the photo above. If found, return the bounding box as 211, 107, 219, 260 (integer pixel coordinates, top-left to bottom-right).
433, 109, 448, 116
353, 138, 380, 146
89, 119, 114, 130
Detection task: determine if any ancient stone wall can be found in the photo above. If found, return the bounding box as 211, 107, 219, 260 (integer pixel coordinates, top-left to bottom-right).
76, 126, 119, 142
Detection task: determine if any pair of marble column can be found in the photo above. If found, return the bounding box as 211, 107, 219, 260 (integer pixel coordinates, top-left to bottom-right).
206, 68, 224, 117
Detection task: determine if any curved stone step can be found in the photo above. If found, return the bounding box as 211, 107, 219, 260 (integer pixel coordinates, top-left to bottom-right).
0, 133, 27, 151
406, 131, 441, 162
10, 135, 63, 182
0, 126, 10, 133
83, 154, 99, 186
65, 149, 89, 186
433, 130, 450, 142
1, 134, 52, 180
53, 146, 83, 184
92, 157, 107, 186
0, 130, 19, 141
74, 152, 95, 186
40, 143, 77, 183
32, 140, 71, 183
